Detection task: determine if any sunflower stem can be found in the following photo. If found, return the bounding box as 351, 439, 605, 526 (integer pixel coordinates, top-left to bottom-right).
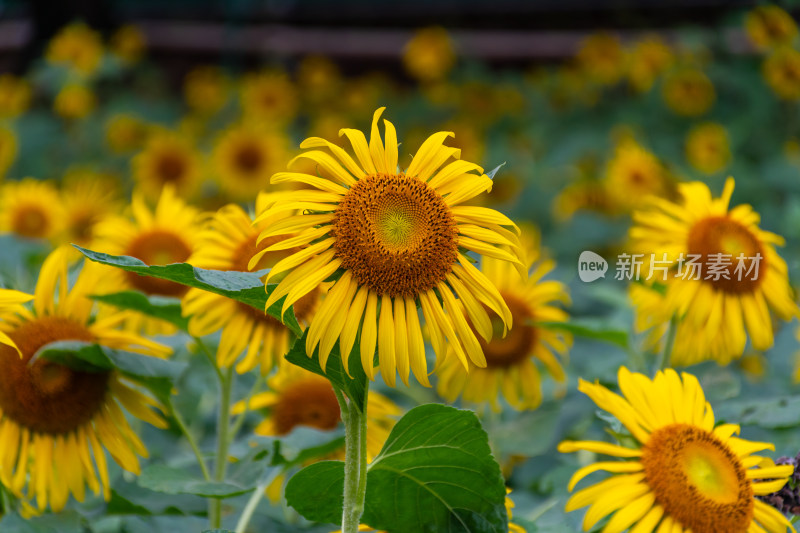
656, 315, 678, 373
167, 397, 211, 481
209, 366, 234, 529
234, 468, 281, 533
341, 380, 369, 533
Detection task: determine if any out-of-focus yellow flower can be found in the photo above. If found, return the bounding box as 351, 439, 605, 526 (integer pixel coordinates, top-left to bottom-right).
0, 126, 18, 178
110, 25, 146, 64
58, 170, 122, 247
45, 22, 103, 76
442, 119, 486, 163
764, 46, 800, 100
626, 35, 674, 92
53, 84, 96, 120
183, 66, 230, 116
604, 139, 672, 212
553, 179, 616, 221
297, 55, 342, 104
0, 74, 31, 119
685, 122, 731, 175
0, 178, 64, 241
575, 32, 625, 86
662, 68, 715, 116
106, 113, 150, 154
132, 132, 204, 199
403, 27, 456, 83
342, 74, 386, 118
745, 5, 798, 50
240, 70, 298, 124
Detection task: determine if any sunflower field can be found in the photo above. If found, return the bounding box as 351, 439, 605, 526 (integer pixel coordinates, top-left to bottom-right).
3, 4, 800, 533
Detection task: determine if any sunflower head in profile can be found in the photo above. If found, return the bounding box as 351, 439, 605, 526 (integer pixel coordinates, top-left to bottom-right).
662, 69, 715, 117
53, 83, 96, 121
45, 22, 103, 76
212, 124, 289, 200
183, 66, 230, 117
183, 192, 322, 375
745, 5, 798, 51
559, 366, 794, 533
132, 132, 203, 199
685, 122, 731, 175
403, 27, 456, 83
258, 107, 523, 388
0, 74, 32, 119
437, 232, 571, 411
630, 177, 798, 366
92, 185, 203, 335
239, 70, 298, 125
0, 178, 64, 242
626, 35, 674, 93
764, 47, 800, 101
575, 32, 626, 86
58, 170, 123, 247
0, 248, 170, 512
604, 139, 674, 212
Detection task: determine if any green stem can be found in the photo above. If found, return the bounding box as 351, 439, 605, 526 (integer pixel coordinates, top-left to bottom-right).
167, 397, 211, 481
656, 315, 678, 373
209, 366, 235, 529
195, 336, 224, 382
234, 468, 282, 533
341, 380, 369, 533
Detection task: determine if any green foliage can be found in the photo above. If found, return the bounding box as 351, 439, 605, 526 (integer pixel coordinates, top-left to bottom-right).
285, 404, 508, 533
90, 291, 189, 331
137, 466, 252, 499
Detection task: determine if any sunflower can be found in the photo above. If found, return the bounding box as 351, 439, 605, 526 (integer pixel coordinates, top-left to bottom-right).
258, 107, 523, 387
212, 124, 289, 200
53, 83, 96, 121
0, 248, 170, 512
626, 35, 674, 93
92, 185, 203, 335
437, 234, 571, 411
662, 69, 715, 116
132, 131, 203, 199
0, 178, 64, 241
110, 24, 146, 65
559, 366, 794, 533
629, 178, 798, 366
239, 71, 298, 125
745, 6, 798, 51
0, 74, 31, 119
575, 32, 626, 86
0, 125, 18, 178
106, 113, 150, 154
604, 139, 673, 212
182, 193, 321, 374
183, 66, 230, 117
764, 47, 800, 101
58, 171, 123, 247
45, 22, 103, 76
685, 122, 731, 175
297, 55, 342, 105
403, 27, 456, 83
553, 179, 616, 221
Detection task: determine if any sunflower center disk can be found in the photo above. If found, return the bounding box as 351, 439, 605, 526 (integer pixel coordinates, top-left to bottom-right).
641, 423, 753, 533
0, 317, 111, 435
271, 377, 341, 435
156, 153, 186, 183
234, 143, 263, 175
480, 294, 536, 368
333, 173, 458, 298
124, 230, 193, 296
686, 215, 765, 294
12, 205, 48, 238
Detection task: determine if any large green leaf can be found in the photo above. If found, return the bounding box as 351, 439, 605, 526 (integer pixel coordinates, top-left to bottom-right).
75, 246, 302, 337
285, 329, 367, 412
137, 465, 252, 499
33, 340, 187, 403
285, 404, 508, 533
534, 320, 628, 349
91, 291, 189, 331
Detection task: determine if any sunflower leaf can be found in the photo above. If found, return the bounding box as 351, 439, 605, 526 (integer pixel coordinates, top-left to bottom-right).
138, 465, 253, 499
285, 329, 367, 411
285, 404, 508, 532
90, 291, 189, 331
533, 320, 628, 349
74, 245, 303, 337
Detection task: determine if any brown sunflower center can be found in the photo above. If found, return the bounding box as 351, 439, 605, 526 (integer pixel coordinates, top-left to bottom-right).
233, 143, 263, 175
686, 216, 765, 294
12, 205, 49, 238
69, 211, 98, 244
0, 317, 111, 434
156, 152, 187, 183
124, 230, 192, 297
272, 376, 341, 435
480, 294, 536, 368
641, 423, 753, 533
332, 173, 458, 298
